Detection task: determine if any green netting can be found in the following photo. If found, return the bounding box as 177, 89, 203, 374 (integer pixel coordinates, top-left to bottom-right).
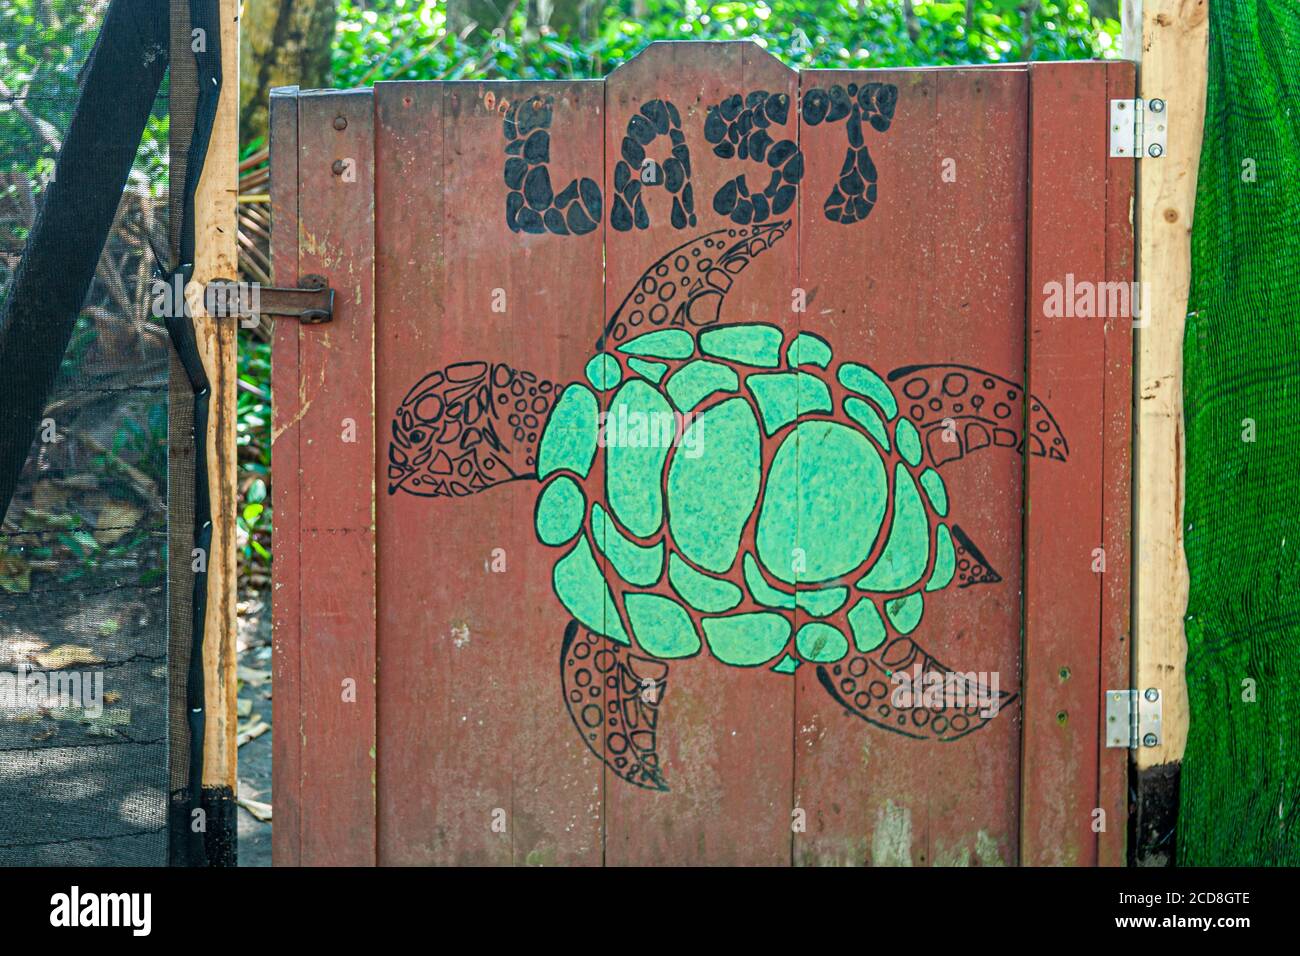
1181, 0, 1300, 865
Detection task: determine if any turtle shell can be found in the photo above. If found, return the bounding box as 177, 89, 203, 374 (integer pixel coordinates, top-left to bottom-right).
533, 323, 955, 672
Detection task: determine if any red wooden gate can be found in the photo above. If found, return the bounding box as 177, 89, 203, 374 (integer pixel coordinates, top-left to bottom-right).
270, 44, 1133, 866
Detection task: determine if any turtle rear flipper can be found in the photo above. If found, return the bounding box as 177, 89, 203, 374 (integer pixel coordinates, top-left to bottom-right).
817, 634, 1016, 741
886, 364, 1068, 469
388, 361, 559, 498
561, 620, 670, 792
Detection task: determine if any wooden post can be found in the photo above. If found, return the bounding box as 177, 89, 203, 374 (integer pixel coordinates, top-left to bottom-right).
1126, 0, 1209, 863
195, 0, 241, 863
1021, 61, 1135, 867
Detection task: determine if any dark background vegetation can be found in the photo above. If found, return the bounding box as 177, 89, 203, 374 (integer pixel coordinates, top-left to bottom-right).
2, 0, 171, 597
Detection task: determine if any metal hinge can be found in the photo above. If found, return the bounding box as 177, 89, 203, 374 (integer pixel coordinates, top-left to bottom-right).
1105, 688, 1163, 749
1110, 98, 1168, 159
205, 275, 334, 325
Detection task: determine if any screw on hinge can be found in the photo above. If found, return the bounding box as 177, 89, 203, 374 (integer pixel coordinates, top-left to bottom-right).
1146, 100, 1167, 157
1144, 688, 1160, 703
1143, 733, 1159, 747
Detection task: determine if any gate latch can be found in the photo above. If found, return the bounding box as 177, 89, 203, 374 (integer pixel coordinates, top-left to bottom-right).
1105, 688, 1163, 749
1110, 98, 1168, 159
205, 274, 334, 325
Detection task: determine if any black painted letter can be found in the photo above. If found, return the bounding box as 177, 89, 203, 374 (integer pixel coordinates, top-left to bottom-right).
704, 90, 800, 227
802, 83, 897, 225
503, 95, 602, 236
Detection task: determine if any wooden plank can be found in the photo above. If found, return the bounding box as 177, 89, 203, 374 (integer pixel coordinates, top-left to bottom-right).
793, 66, 1030, 867
371, 79, 455, 867
1122, 0, 1144, 61
269, 84, 302, 867
1133, 0, 1204, 771
601, 41, 798, 865
1022, 61, 1130, 866
1129, 0, 1208, 844
195, 0, 240, 839
373, 79, 606, 864
1099, 60, 1136, 869
293, 88, 377, 865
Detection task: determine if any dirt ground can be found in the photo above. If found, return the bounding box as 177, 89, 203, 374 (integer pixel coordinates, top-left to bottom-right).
0, 568, 172, 865
235, 593, 272, 867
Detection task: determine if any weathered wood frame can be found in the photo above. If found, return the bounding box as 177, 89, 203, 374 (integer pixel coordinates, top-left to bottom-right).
1122, 0, 1209, 861
196, 0, 241, 853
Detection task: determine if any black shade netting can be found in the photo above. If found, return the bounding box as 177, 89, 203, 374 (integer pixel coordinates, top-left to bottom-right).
0, 0, 214, 866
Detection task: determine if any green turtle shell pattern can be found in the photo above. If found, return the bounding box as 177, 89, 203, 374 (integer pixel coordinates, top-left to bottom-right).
532, 323, 956, 673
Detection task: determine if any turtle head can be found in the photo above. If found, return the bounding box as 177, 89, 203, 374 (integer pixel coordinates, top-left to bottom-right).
387, 361, 560, 498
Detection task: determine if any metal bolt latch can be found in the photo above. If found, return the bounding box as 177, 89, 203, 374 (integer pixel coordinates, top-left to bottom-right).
204, 275, 334, 325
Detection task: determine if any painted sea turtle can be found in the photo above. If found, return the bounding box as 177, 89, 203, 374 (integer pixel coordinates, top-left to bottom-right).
387, 222, 1069, 791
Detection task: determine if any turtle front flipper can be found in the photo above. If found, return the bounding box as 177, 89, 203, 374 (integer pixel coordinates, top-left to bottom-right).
388, 361, 560, 498
561, 620, 670, 792
886, 364, 1068, 469
598, 220, 790, 349
816, 632, 1016, 741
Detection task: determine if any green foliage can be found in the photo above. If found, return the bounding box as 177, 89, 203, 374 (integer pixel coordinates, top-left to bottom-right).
237, 335, 273, 571
2, 0, 105, 304
235, 133, 274, 578
0, 0, 169, 188
0, 0, 101, 156
333, 0, 1121, 87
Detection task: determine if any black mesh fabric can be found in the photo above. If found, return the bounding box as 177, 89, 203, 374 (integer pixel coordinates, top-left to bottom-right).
0, 0, 212, 866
